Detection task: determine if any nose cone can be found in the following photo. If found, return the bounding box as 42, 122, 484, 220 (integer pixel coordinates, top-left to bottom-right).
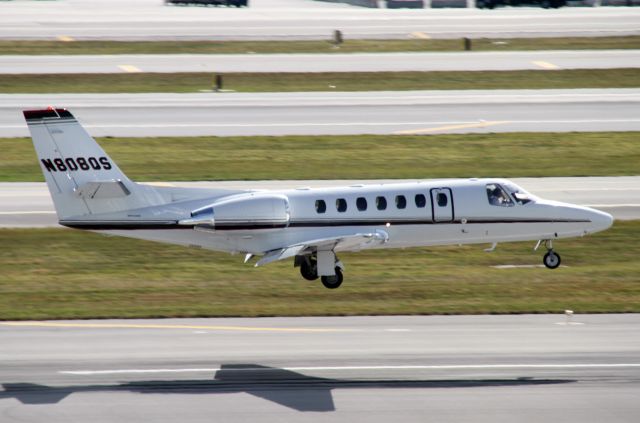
587, 208, 614, 234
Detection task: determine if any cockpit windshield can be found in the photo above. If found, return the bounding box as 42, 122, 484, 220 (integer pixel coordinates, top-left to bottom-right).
503, 182, 536, 205
486, 182, 535, 206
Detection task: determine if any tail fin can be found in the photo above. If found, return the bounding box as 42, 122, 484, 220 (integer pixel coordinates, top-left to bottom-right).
24, 108, 162, 221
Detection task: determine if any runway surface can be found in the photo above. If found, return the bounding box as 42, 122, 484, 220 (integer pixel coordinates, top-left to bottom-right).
1, 314, 639, 422
1, 177, 638, 227
3, 50, 639, 74
2, 89, 639, 137
1, 0, 638, 40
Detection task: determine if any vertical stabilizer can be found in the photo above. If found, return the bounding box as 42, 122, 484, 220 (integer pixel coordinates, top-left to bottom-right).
24, 108, 163, 221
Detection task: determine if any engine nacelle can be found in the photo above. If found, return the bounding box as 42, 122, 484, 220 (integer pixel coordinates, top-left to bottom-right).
180, 193, 290, 230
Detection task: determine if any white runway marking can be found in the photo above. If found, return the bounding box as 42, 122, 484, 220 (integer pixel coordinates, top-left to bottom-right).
585, 204, 640, 208
0, 211, 56, 215
1, 118, 635, 132
409, 31, 430, 39
395, 121, 509, 134
118, 65, 142, 73
60, 363, 640, 376
84, 121, 494, 129
0, 321, 346, 333
532, 61, 560, 70
4, 91, 639, 106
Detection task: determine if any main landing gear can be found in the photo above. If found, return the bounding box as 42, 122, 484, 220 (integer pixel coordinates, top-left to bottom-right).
299, 255, 319, 281
320, 268, 343, 289
296, 253, 344, 289
537, 240, 561, 269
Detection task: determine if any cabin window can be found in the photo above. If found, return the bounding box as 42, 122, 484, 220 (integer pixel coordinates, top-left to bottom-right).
395, 195, 407, 209
436, 193, 448, 207
486, 183, 514, 207
415, 194, 426, 208
336, 198, 347, 212
376, 196, 387, 210
356, 197, 368, 211
315, 199, 326, 214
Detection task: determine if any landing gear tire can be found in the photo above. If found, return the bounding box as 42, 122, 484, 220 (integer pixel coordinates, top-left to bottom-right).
300, 257, 319, 281
543, 251, 561, 269
321, 268, 343, 289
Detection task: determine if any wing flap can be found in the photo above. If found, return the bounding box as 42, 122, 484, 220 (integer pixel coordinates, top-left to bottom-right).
255, 245, 307, 267
254, 230, 388, 267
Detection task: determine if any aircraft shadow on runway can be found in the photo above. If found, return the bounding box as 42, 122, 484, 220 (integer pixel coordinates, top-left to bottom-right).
1, 364, 575, 412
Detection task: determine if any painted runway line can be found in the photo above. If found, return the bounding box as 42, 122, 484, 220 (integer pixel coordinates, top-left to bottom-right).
395, 121, 509, 134
532, 60, 560, 70
59, 363, 640, 376
0, 321, 346, 333
118, 65, 142, 73
0, 211, 56, 215
4, 118, 638, 133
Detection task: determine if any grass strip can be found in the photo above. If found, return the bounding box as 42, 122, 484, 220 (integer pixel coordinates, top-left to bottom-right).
1, 221, 638, 320
1, 69, 639, 93
1, 36, 639, 55
2, 132, 639, 182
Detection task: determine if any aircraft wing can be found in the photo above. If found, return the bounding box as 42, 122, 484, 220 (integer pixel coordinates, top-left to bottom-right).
255, 230, 389, 267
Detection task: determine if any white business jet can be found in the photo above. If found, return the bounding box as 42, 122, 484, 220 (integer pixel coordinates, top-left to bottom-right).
25, 108, 613, 289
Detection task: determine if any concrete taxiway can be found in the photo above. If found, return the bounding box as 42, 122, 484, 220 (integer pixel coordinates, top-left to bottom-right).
1, 0, 638, 40
1, 314, 639, 422
1, 177, 638, 227
1, 89, 639, 137
2, 50, 639, 74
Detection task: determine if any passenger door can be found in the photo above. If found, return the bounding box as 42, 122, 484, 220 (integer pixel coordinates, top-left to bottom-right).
430, 188, 454, 223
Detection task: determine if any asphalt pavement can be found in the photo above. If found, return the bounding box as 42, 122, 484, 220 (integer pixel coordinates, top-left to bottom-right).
1, 177, 638, 227
2, 49, 639, 73
1, 314, 639, 422
1, 0, 638, 40
2, 2, 638, 422
1, 89, 639, 138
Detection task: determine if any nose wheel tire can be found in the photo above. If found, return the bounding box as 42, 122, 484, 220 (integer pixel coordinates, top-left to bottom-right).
543, 251, 561, 269
321, 268, 343, 289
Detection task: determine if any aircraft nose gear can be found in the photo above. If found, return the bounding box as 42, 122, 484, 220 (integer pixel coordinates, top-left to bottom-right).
321, 267, 343, 289
543, 251, 561, 269
538, 240, 561, 269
